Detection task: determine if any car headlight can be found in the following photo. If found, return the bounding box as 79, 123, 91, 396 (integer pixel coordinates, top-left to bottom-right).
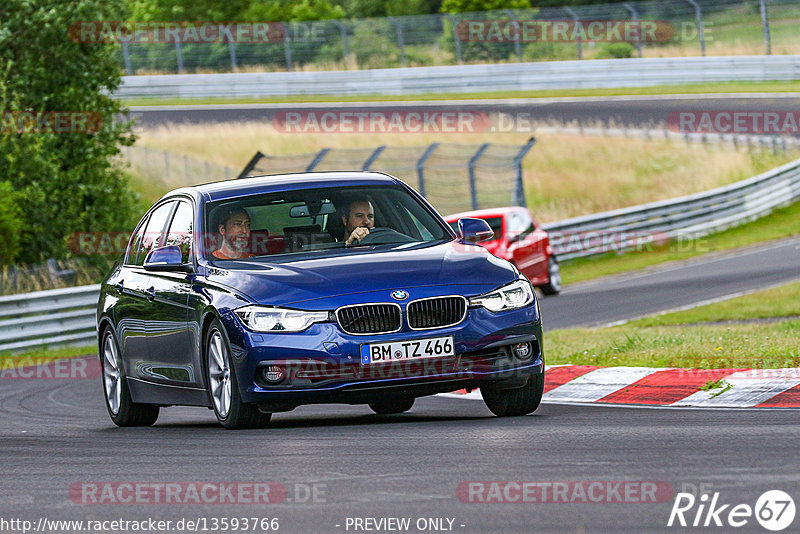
470, 279, 535, 312
235, 306, 329, 333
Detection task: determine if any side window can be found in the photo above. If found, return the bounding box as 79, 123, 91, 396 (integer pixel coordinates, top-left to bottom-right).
165, 201, 194, 263
125, 215, 149, 266
134, 201, 175, 266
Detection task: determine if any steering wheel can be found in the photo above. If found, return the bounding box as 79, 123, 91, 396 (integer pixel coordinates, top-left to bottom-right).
353, 227, 414, 245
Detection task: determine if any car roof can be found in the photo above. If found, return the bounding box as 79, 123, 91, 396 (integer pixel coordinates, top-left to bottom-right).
162, 171, 403, 203
444, 206, 524, 221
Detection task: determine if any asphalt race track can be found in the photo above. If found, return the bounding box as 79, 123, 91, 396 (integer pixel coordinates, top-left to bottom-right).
2, 385, 799, 534
2, 238, 799, 533
540, 236, 800, 329
128, 94, 800, 130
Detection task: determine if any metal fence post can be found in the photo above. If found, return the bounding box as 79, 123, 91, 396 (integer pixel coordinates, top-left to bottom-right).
122, 41, 133, 74
227, 36, 238, 70
416, 143, 440, 198
760, 0, 772, 55
468, 143, 491, 210
623, 3, 643, 58
332, 21, 350, 67
388, 17, 408, 66
512, 137, 536, 207
686, 0, 706, 57
362, 146, 386, 170
184, 155, 191, 184
444, 14, 463, 64
284, 24, 294, 71
238, 151, 266, 179
503, 9, 522, 61
564, 7, 582, 60
306, 148, 330, 171
175, 38, 184, 73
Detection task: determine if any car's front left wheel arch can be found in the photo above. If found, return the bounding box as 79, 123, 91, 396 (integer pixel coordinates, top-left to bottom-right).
203, 318, 271, 429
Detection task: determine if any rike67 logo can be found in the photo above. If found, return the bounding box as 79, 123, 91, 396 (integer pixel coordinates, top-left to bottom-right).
668, 490, 795, 531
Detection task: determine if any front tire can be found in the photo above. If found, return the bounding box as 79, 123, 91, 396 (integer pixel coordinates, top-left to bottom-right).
540, 257, 561, 296
205, 319, 271, 429
100, 328, 159, 427
369, 397, 415, 415
481, 373, 544, 417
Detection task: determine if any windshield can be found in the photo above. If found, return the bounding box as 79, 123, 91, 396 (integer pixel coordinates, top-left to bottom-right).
203, 184, 452, 261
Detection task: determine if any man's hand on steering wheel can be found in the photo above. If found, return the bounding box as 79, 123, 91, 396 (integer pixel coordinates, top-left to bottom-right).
345, 226, 371, 245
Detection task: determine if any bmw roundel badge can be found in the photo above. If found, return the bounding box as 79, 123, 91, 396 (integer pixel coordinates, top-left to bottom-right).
391, 290, 409, 301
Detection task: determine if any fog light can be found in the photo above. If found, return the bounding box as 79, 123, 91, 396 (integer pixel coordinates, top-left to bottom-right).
262, 365, 285, 384
512, 342, 532, 360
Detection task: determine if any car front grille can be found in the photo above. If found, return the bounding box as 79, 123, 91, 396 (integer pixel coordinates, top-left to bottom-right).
335, 303, 402, 335
407, 296, 467, 330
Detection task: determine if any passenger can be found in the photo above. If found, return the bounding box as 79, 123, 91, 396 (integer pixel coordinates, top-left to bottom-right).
212, 206, 254, 260
340, 198, 375, 245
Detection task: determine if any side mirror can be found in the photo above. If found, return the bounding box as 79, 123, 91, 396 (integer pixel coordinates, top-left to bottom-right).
144, 245, 193, 272
458, 218, 494, 243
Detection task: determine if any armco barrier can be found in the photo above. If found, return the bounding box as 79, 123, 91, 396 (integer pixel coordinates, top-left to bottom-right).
0, 285, 99, 352
2, 155, 800, 351
115, 55, 800, 99
542, 156, 800, 260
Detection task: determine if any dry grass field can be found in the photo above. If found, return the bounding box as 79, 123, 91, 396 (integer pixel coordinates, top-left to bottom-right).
132, 121, 797, 222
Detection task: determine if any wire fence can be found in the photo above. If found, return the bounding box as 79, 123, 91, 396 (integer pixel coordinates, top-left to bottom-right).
115, 0, 800, 74
239, 140, 536, 216
122, 145, 239, 190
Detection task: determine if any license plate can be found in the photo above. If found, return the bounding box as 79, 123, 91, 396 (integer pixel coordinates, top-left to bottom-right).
361, 336, 455, 364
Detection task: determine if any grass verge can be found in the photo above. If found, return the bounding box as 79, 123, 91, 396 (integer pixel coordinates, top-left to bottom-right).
123, 80, 800, 107
0, 344, 95, 370
547, 281, 800, 369
560, 198, 800, 285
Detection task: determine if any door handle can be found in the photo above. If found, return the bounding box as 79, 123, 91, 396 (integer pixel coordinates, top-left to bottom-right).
145, 287, 156, 302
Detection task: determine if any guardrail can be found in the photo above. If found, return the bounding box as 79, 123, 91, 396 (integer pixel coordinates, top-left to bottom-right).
2, 154, 799, 351
116, 55, 800, 99
542, 156, 800, 260
0, 285, 99, 352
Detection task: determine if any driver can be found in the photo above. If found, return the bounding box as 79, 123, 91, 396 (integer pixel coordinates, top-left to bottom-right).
341, 198, 375, 245
212, 206, 254, 259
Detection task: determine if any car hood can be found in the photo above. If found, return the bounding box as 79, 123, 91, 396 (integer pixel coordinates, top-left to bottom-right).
205, 240, 517, 308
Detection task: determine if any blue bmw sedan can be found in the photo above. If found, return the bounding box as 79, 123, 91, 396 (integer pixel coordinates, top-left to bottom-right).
97, 172, 545, 428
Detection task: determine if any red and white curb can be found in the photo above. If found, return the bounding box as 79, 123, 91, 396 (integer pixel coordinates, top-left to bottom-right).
443, 365, 800, 408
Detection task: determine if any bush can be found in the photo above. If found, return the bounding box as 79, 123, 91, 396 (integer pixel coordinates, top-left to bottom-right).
595, 42, 636, 59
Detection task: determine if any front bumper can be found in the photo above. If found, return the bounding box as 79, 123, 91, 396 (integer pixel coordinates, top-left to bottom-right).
220, 304, 543, 408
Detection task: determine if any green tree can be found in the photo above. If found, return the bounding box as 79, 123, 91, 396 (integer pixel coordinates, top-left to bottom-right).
0, 0, 140, 264
440, 0, 530, 13
0, 181, 22, 264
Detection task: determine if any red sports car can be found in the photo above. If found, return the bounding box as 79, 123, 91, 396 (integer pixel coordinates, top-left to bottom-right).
445, 207, 560, 295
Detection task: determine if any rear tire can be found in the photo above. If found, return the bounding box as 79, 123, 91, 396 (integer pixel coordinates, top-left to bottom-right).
369, 397, 415, 415
205, 319, 272, 429
540, 257, 561, 295
481, 373, 544, 417
100, 328, 159, 427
